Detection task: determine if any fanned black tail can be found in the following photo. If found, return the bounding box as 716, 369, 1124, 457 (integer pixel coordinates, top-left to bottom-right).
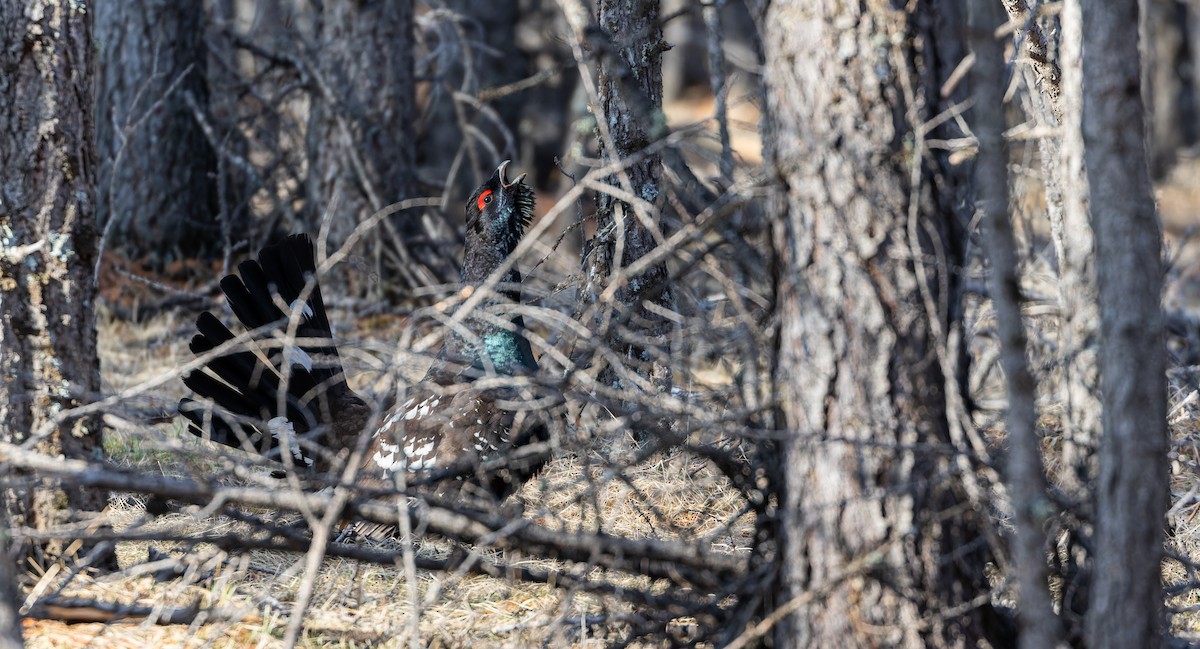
179, 234, 351, 469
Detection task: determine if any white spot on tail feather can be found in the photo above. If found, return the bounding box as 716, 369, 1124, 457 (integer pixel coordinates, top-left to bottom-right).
268, 416, 312, 466
286, 346, 313, 372
290, 299, 314, 320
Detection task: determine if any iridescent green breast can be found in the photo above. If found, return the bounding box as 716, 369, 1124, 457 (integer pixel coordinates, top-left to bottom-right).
481, 327, 537, 374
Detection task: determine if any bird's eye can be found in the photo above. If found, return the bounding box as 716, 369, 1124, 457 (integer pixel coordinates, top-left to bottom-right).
477, 190, 493, 211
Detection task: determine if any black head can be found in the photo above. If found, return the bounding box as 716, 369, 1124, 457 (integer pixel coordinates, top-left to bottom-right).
465, 160, 535, 251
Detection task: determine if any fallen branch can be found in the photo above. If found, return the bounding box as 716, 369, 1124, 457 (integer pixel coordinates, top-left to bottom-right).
0, 443, 743, 589
28, 597, 256, 626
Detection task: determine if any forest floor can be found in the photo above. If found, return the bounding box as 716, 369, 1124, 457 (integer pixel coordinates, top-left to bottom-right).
16, 88, 768, 648
20, 114, 1200, 646
16, 304, 755, 648
46, 265, 1200, 646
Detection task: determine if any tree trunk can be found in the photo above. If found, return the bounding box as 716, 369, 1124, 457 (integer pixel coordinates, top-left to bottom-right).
95, 0, 218, 261
1081, 1, 1170, 646
0, 515, 24, 648
417, 0, 527, 197
762, 1, 1004, 646
0, 0, 110, 566
1051, 0, 1102, 505
969, 0, 1062, 645
308, 0, 453, 295
1141, 0, 1189, 178
577, 0, 674, 413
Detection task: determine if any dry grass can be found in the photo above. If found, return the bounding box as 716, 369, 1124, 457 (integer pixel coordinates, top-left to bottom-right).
16, 308, 751, 648
36, 150, 1200, 647
1166, 393, 1200, 640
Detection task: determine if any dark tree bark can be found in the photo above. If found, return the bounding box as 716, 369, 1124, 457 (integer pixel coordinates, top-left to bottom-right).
0, 0, 110, 566
511, 1, 577, 190
762, 1, 1003, 646
576, 0, 674, 408
1082, 1, 1170, 646
308, 0, 454, 295
1141, 0, 1192, 178
0, 515, 23, 648
95, 0, 218, 260
969, 0, 1062, 645
417, 0, 528, 196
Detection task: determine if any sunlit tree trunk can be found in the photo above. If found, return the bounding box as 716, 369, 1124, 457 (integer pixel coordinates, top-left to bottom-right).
762, 1, 1005, 646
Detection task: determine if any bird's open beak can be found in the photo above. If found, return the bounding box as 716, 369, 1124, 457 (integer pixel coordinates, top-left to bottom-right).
497, 160, 527, 189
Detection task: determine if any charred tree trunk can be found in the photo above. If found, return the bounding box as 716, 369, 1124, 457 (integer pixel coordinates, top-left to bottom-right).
577, 0, 674, 415
95, 0, 218, 261
0, 0, 110, 566
308, 0, 454, 295
762, 1, 1004, 646
1082, 1, 1170, 646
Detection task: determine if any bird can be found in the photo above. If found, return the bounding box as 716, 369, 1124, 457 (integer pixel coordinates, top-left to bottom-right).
178, 160, 550, 518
